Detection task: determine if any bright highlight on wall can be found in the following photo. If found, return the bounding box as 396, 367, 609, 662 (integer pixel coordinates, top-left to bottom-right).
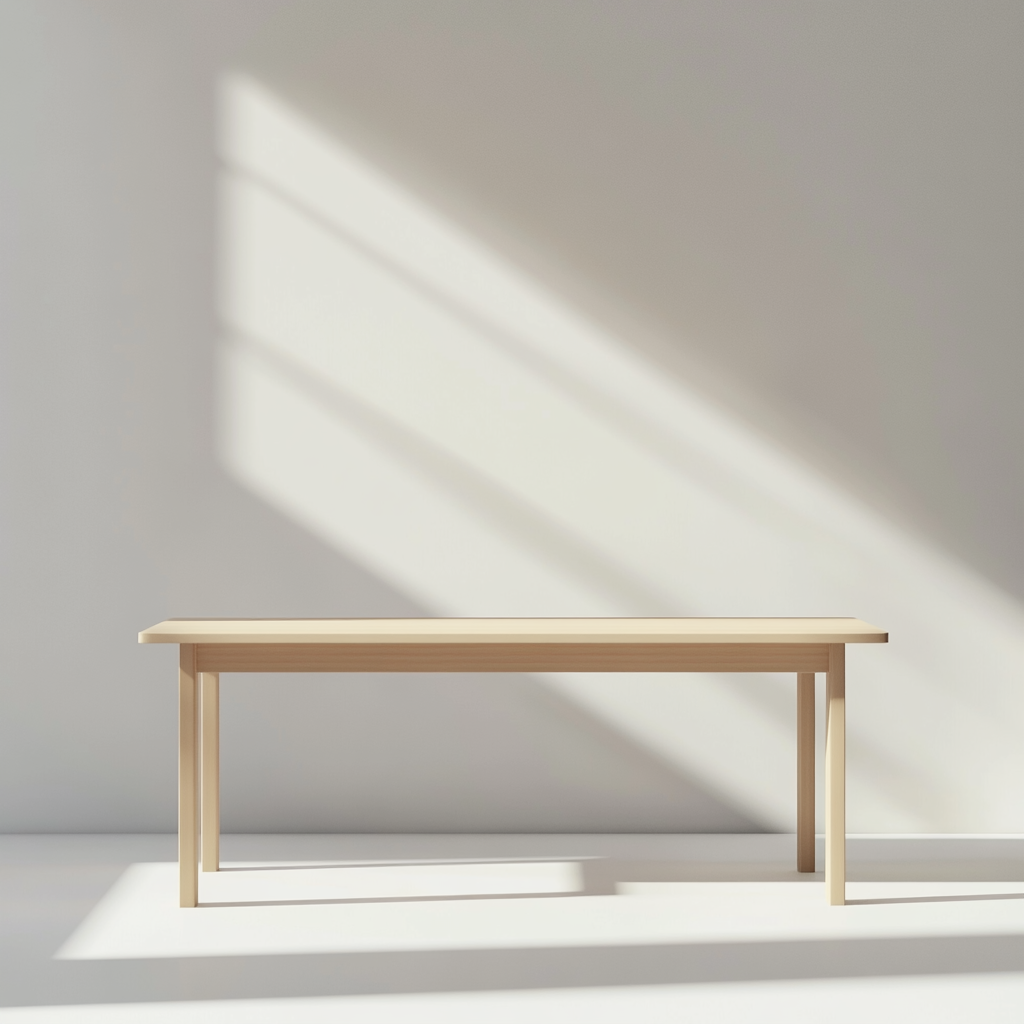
218, 75, 1024, 832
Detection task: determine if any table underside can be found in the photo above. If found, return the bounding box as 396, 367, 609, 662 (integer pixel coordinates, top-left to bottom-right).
194, 642, 831, 673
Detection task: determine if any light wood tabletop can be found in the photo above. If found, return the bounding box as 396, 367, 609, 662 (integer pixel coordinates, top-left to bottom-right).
141, 617, 886, 645
141, 616, 886, 910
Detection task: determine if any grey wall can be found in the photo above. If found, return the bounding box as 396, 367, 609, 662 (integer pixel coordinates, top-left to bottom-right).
2, 0, 1022, 833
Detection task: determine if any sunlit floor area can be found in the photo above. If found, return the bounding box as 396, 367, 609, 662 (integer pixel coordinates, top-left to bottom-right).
2, 834, 1024, 1022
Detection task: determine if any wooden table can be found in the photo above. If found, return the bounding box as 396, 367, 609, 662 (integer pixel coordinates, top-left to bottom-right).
139, 617, 887, 907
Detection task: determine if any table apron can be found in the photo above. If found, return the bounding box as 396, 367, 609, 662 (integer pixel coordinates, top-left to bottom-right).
194, 642, 831, 674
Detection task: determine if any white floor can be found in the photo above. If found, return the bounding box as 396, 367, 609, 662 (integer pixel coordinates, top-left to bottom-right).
2, 834, 1023, 1022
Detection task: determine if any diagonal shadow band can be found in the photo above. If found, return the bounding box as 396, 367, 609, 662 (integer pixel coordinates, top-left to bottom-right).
224, 328, 674, 615
11, 934, 1024, 1008
224, 328, 938, 827
223, 157, 796, 539
849, 892, 1024, 906
202, 890, 575, 908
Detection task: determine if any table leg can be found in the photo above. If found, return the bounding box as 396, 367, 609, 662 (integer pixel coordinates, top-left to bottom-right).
201, 672, 220, 872
797, 672, 816, 872
178, 644, 199, 907
825, 643, 846, 905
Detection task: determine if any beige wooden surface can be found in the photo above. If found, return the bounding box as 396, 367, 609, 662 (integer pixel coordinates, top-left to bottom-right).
178, 644, 198, 909
796, 672, 816, 873
825, 643, 846, 906
200, 672, 219, 873
195, 641, 830, 674
140, 617, 887, 645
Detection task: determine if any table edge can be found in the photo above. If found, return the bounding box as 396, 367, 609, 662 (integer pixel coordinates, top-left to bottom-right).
140, 632, 888, 645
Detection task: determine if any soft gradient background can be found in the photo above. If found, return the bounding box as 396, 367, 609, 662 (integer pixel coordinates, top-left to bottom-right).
1, 0, 1022, 835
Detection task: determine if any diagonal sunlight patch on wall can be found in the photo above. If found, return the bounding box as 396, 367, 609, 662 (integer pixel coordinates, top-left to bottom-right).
217, 75, 1024, 832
